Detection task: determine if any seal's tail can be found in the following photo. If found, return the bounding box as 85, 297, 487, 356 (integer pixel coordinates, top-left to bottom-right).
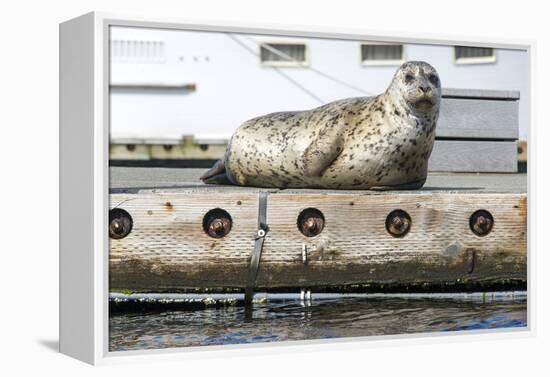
200, 158, 232, 185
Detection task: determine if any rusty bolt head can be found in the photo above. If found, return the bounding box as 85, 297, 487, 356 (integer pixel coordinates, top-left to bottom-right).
203, 208, 232, 238
209, 218, 231, 237
386, 209, 411, 237
297, 208, 325, 237
109, 208, 133, 239
470, 210, 494, 236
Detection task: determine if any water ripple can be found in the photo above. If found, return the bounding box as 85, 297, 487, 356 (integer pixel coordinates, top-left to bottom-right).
109, 296, 527, 351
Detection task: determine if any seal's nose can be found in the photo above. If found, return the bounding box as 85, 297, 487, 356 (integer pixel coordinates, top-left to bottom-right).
419, 86, 430, 93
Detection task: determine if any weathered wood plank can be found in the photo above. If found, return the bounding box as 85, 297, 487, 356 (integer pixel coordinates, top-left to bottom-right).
518, 140, 527, 162
109, 191, 526, 292
109, 168, 527, 193
430, 141, 517, 173
149, 142, 227, 160
109, 144, 151, 160
441, 88, 520, 100
437, 98, 519, 139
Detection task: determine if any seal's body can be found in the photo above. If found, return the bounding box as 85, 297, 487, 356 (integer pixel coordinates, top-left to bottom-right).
201, 61, 441, 189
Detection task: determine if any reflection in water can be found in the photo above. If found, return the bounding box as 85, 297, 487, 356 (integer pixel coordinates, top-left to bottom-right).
109, 293, 527, 351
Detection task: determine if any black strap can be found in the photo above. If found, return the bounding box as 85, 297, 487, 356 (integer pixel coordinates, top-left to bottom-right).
244, 191, 269, 305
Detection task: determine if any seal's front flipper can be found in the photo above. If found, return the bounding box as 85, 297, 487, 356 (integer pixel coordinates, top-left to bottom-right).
302, 129, 344, 177
200, 159, 232, 185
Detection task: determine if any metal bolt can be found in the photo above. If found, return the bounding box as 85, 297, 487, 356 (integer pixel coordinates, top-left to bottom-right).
297, 208, 325, 237
109, 208, 133, 239
470, 210, 494, 236
203, 208, 232, 238
126, 144, 136, 152
386, 209, 411, 237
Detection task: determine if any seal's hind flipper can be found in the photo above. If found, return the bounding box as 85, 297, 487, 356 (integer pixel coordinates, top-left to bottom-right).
202, 172, 232, 185
200, 159, 231, 185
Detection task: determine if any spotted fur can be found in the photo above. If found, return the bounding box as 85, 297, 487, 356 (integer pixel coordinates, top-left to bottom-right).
201, 61, 441, 189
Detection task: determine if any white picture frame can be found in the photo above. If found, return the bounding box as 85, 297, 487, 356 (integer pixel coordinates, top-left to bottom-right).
59, 11, 534, 365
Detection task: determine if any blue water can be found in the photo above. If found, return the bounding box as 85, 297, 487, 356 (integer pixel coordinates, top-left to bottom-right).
109, 293, 527, 351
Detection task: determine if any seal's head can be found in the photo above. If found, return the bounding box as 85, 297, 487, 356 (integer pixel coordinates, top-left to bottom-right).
389, 61, 441, 113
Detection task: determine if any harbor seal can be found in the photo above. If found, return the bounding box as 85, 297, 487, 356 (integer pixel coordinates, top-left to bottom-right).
201, 61, 441, 189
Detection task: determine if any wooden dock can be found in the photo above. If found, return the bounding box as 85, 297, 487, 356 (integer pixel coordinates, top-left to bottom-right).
109, 168, 527, 294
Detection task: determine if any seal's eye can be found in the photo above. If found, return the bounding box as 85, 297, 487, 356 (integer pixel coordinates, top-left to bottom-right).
428, 74, 439, 86
404, 73, 414, 83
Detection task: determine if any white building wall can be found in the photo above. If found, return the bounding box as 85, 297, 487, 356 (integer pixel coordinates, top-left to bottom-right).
110, 27, 529, 141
